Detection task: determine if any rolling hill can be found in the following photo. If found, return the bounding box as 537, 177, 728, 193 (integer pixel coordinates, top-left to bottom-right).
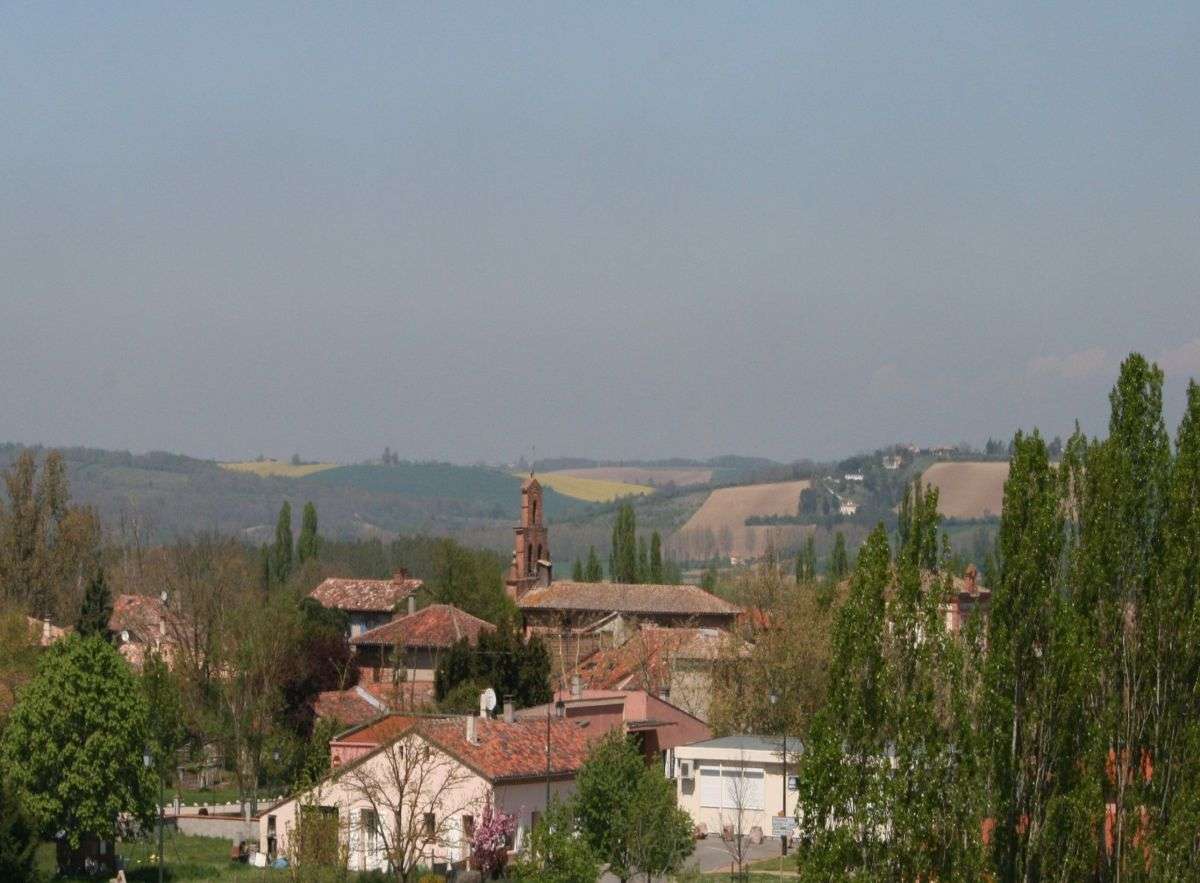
675, 479, 811, 559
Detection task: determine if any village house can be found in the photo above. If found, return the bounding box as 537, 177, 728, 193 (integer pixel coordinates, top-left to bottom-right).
673, 735, 799, 841
109, 593, 183, 669
838, 499, 859, 517
309, 570, 424, 638
940, 564, 990, 634
563, 625, 742, 723
259, 711, 593, 873
349, 602, 496, 709
516, 686, 710, 773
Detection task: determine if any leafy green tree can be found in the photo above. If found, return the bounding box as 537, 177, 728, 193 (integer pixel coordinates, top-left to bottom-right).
985, 430, 1094, 879
584, 546, 603, 582
0, 776, 36, 881
434, 620, 551, 709
427, 537, 516, 624
574, 733, 693, 882
636, 536, 649, 583
74, 564, 112, 638
828, 531, 849, 581
896, 478, 940, 571
508, 799, 600, 883
273, 501, 294, 585
141, 650, 185, 780
1151, 380, 1200, 875
297, 501, 320, 564
649, 531, 663, 583
571, 557, 584, 581
0, 635, 155, 855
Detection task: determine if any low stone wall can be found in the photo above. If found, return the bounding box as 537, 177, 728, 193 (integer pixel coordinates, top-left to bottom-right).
175, 813, 258, 843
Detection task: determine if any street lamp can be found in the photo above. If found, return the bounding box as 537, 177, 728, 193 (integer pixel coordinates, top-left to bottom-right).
545, 698, 566, 807
769, 692, 788, 858
144, 746, 164, 883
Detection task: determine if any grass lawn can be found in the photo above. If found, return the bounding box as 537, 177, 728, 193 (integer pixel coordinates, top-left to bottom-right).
36, 833, 274, 881
175, 786, 287, 807
36, 832, 391, 881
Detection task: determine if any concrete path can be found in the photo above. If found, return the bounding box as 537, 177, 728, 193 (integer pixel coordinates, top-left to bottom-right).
599, 835, 789, 881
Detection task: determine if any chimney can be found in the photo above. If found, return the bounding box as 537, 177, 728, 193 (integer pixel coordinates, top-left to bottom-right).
964, 564, 978, 595
393, 568, 409, 583
407, 595, 416, 616
571, 675, 581, 698
42, 617, 51, 645
465, 715, 477, 745
503, 701, 514, 723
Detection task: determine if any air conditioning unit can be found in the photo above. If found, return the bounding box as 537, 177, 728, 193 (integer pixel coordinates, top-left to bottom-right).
677, 760, 693, 779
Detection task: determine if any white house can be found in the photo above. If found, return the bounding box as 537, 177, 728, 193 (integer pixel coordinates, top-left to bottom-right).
260, 714, 592, 873
674, 735, 800, 840
838, 500, 859, 517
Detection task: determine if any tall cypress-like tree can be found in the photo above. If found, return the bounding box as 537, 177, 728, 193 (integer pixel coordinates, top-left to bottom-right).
297, 501, 320, 564
572, 558, 584, 581
609, 504, 638, 583
75, 565, 112, 639
985, 430, 1093, 878
795, 535, 816, 583
829, 532, 849, 581
584, 546, 604, 582
273, 501, 293, 585
636, 536, 649, 583
649, 531, 663, 584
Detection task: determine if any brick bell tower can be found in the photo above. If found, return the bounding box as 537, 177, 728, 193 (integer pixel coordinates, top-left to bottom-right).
506, 475, 552, 600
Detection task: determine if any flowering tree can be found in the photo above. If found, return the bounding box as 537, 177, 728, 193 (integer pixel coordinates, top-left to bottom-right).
470, 804, 515, 878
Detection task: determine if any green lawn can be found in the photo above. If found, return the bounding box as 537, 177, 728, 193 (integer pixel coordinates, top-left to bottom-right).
36, 832, 394, 881
36, 833, 274, 881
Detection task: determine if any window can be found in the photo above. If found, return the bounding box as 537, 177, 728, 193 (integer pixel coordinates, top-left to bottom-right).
360, 809, 379, 860
699, 765, 764, 810
530, 810, 541, 832
462, 814, 475, 838
424, 812, 436, 839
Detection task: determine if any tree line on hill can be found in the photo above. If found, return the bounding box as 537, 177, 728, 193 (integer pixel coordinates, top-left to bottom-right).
568, 501, 682, 585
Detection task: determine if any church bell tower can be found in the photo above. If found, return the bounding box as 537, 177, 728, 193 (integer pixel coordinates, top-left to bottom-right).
506, 476, 551, 600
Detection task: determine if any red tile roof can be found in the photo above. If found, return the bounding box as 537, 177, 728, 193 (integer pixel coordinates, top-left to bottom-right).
574, 627, 722, 692
310, 576, 423, 613
313, 689, 381, 727
350, 604, 495, 649
109, 593, 181, 643
420, 717, 595, 782
334, 714, 421, 747
519, 581, 740, 617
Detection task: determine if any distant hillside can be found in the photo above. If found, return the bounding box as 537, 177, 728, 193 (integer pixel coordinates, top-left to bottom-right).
0, 444, 586, 542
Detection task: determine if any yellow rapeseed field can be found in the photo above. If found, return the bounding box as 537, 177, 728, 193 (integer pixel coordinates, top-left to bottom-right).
220, 459, 339, 478
522, 471, 652, 503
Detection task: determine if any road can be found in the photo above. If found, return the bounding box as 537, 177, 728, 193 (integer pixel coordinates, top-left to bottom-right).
599, 835, 790, 881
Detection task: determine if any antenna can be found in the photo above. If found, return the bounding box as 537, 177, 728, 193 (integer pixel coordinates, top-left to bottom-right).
530, 445, 536, 477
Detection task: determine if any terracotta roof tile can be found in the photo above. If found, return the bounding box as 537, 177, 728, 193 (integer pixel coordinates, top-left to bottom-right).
574, 627, 728, 692
313, 689, 380, 727
109, 593, 182, 643
310, 577, 423, 613
350, 604, 495, 649
421, 716, 594, 782
518, 581, 740, 617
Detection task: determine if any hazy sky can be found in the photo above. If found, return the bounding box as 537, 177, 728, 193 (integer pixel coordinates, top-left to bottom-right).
3, 3, 1199, 464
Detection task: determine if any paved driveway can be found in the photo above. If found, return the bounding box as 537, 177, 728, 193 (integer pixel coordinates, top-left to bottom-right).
599, 835, 790, 881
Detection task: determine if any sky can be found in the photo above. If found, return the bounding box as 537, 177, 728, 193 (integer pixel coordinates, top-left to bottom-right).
2, 3, 1199, 465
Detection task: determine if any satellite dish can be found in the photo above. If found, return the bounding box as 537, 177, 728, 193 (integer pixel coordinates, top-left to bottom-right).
120, 630, 130, 644
480, 688, 497, 714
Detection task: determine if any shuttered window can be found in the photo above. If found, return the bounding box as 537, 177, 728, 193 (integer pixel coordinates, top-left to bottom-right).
700, 765, 764, 810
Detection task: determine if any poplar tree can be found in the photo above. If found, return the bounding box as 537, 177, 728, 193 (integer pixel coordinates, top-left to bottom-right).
609, 504, 638, 583
829, 532, 849, 581
985, 430, 1093, 878
297, 501, 319, 564
636, 536, 649, 583
584, 546, 604, 582
272, 501, 293, 585
572, 558, 584, 581
795, 535, 816, 583
649, 531, 663, 584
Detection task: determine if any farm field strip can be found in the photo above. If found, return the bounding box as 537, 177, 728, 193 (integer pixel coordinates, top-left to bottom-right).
220, 459, 340, 478
921, 461, 1009, 519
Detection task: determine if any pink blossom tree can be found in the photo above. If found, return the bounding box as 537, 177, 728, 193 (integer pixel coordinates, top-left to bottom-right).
470, 804, 515, 878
